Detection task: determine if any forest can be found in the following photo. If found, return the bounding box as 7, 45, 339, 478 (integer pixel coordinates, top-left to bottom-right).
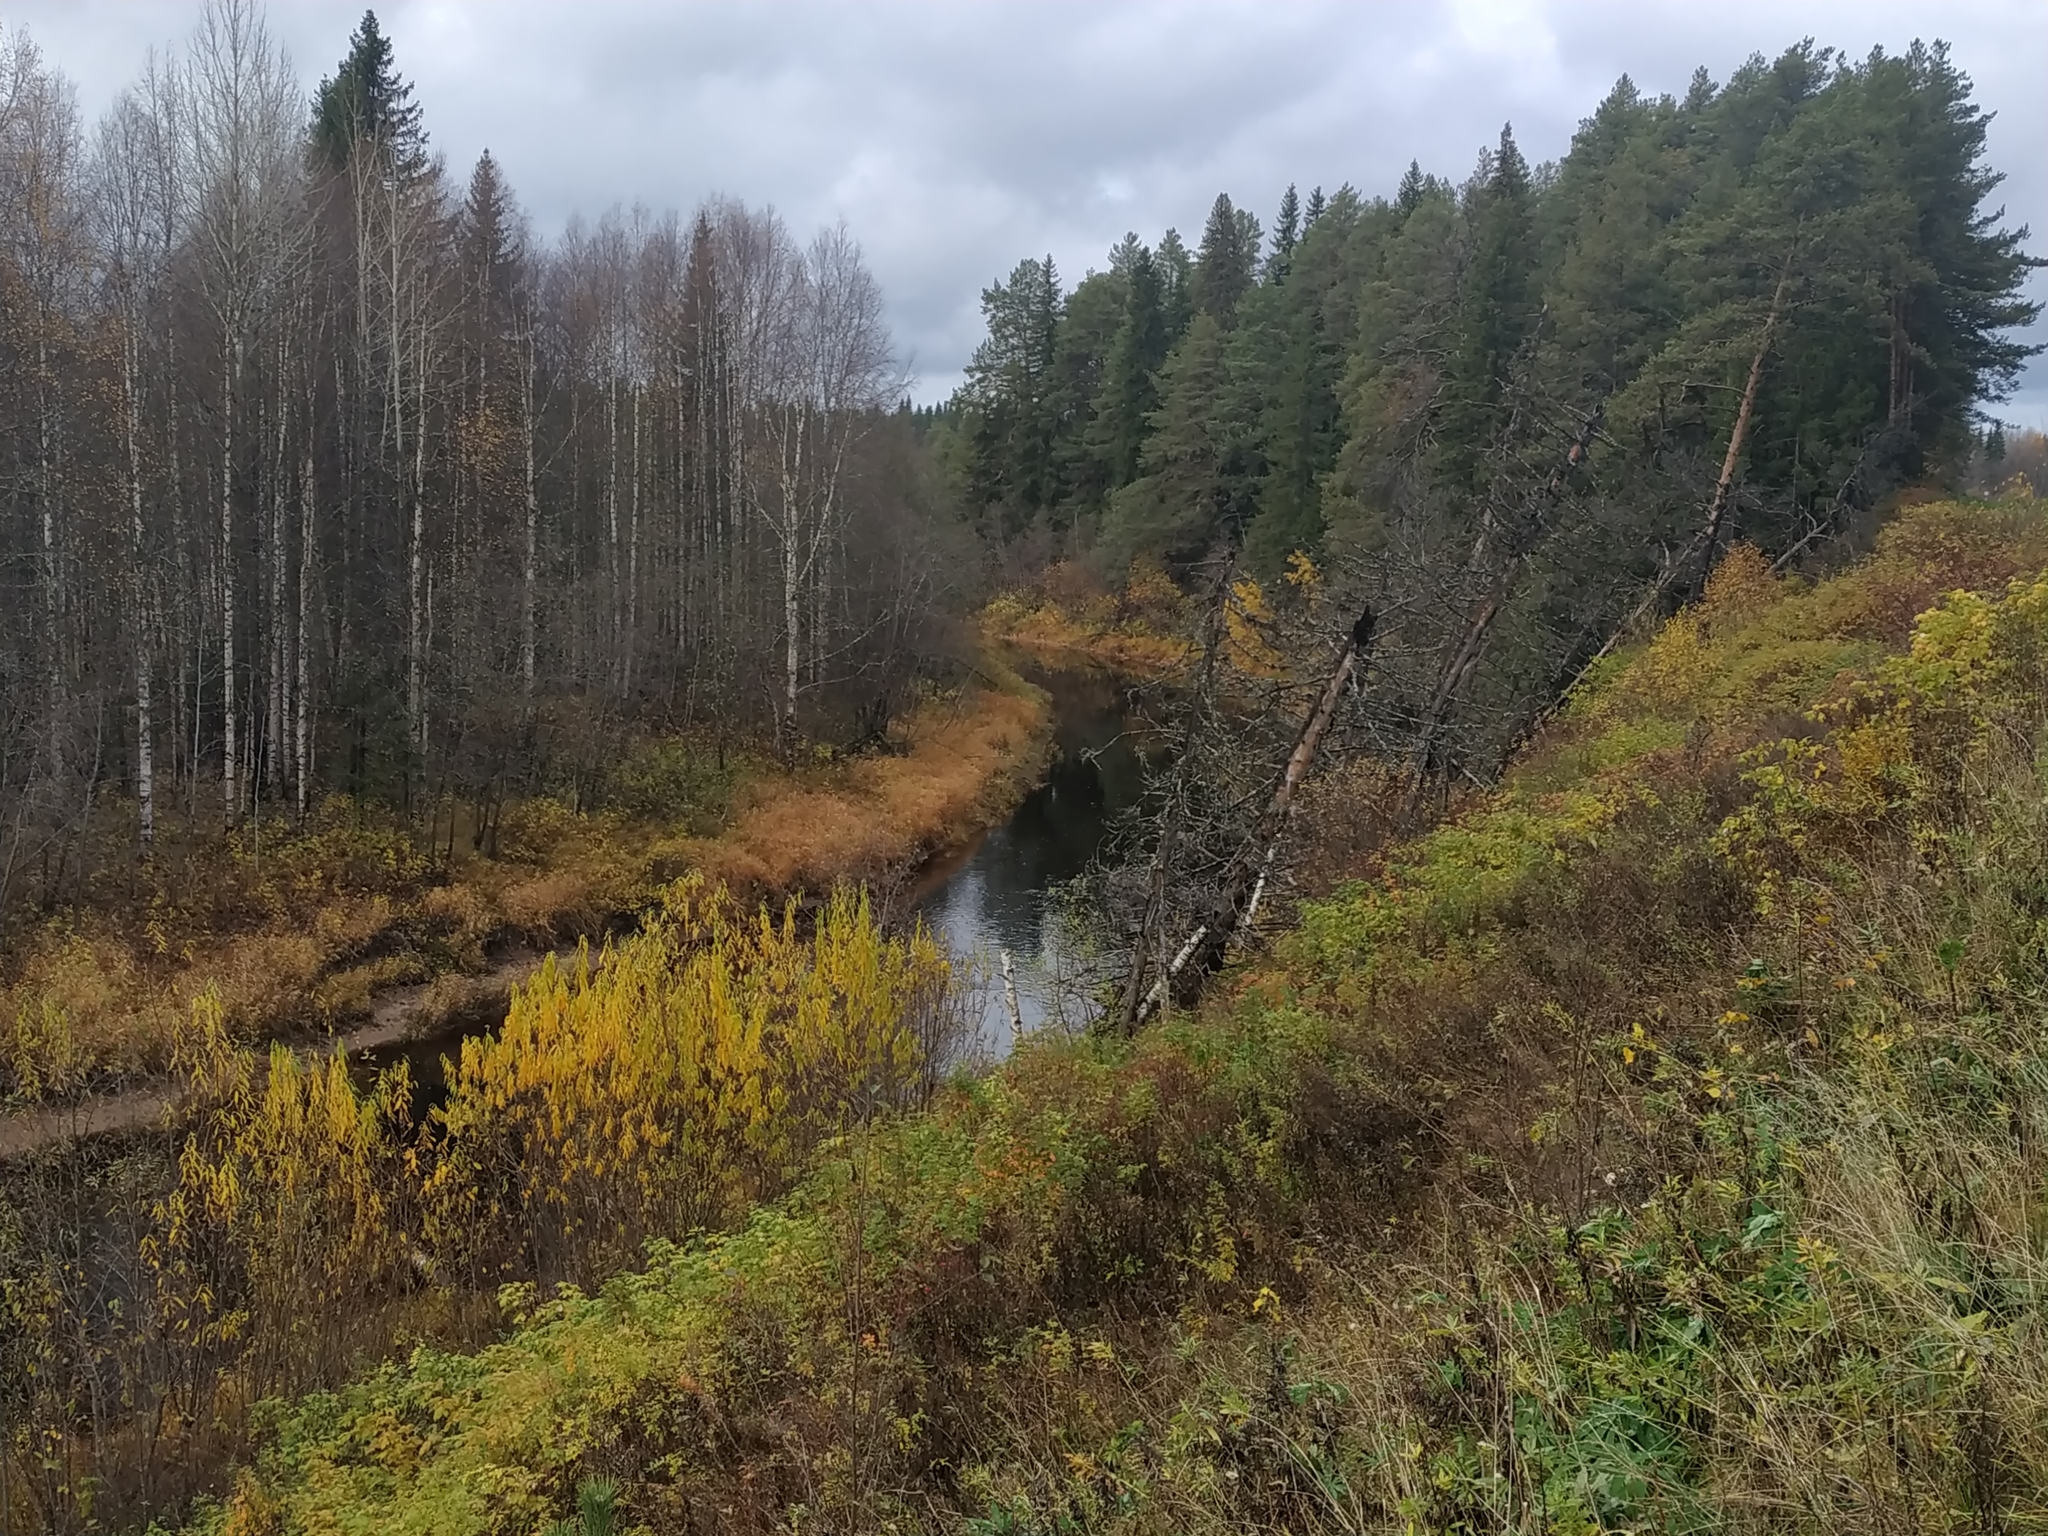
1, 2, 962, 923
3, 3, 2046, 1533
939, 38, 2036, 784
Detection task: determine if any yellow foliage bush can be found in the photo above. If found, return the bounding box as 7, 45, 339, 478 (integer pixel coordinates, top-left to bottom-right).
1223, 577, 1286, 680
142, 989, 418, 1412
427, 879, 952, 1282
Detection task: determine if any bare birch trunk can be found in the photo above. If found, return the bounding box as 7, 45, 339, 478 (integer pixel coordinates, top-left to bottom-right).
521, 320, 538, 702
296, 439, 313, 817
628, 380, 641, 696
268, 352, 287, 803
411, 316, 428, 757
221, 333, 238, 826
124, 328, 154, 848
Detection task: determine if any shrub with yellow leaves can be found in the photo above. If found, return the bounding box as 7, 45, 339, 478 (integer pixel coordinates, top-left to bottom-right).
427, 878, 952, 1284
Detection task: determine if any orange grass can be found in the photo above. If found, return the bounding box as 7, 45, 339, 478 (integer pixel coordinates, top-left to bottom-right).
684, 683, 1052, 897
980, 594, 1191, 676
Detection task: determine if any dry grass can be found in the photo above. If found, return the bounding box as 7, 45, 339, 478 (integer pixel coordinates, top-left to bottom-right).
981, 590, 1193, 677
685, 683, 1052, 897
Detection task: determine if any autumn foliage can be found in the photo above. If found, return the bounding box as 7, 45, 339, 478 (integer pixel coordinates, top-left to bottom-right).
1, 880, 955, 1530
430, 881, 952, 1283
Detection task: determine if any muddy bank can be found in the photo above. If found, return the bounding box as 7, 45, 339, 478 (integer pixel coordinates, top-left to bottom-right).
0, 941, 581, 1158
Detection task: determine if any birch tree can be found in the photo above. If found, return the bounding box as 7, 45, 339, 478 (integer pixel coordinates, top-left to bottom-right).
184, 0, 300, 824
92, 59, 185, 848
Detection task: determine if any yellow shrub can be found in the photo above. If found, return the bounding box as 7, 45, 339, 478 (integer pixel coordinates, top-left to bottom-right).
1224, 577, 1286, 680
426, 879, 949, 1282
145, 989, 417, 1402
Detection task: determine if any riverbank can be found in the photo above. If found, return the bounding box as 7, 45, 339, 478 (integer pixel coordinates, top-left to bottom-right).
685, 675, 1053, 900
0, 673, 1052, 1135
979, 563, 1194, 676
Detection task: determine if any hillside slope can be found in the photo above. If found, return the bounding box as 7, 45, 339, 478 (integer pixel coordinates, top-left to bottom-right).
201, 495, 2048, 1536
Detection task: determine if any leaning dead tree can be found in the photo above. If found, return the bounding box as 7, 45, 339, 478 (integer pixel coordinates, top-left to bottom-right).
1117, 601, 1375, 1031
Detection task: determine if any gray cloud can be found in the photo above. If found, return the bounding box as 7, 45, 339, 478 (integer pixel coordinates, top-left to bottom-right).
14, 0, 2046, 415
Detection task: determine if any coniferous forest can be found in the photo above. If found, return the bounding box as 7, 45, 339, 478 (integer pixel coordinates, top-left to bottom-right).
935, 41, 2037, 783
3, 6, 2047, 1534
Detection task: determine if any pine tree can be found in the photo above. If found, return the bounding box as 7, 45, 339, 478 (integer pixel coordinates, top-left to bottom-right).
1304, 185, 1327, 229
1542, 77, 1689, 398
1107, 231, 1146, 278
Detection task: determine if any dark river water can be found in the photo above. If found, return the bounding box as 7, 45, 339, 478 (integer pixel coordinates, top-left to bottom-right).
910, 665, 1149, 1053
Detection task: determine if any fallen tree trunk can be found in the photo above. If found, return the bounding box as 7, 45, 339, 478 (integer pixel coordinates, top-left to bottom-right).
1129, 603, 1374, 1028
1403, 401, 1605, 813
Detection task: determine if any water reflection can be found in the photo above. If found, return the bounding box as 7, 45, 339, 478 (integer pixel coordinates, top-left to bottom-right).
914, 665, 1149, 1052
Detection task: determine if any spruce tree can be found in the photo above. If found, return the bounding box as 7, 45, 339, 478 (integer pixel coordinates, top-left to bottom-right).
1304, 185, 1327, 229
1156, 228, 1194, 343
1192, 193, 1259, 326
1088, 242, 1167, 490
1438, 124, 1537, 491
962, 256, 1065, 527
1267, 183, 1300, 282
1396, 159, 1426, 215
1098, 312, 1247, 571
460, 151, 523, 367
1049, 267, 1130, 510
311, 10, 426, 174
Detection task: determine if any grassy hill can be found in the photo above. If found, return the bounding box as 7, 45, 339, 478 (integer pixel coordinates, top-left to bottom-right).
198, 494, 2048, 1536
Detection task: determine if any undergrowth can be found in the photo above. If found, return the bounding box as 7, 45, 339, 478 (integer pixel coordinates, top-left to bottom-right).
982, 561, 1196, 677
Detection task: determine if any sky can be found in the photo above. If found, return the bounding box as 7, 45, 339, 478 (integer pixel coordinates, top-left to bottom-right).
11, 0, 2047, 420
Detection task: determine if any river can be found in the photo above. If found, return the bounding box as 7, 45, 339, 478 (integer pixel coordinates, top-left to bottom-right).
910, 663, 1150, 1054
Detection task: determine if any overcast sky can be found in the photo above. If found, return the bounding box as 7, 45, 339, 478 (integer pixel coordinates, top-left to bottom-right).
12, 0, 2047, 419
